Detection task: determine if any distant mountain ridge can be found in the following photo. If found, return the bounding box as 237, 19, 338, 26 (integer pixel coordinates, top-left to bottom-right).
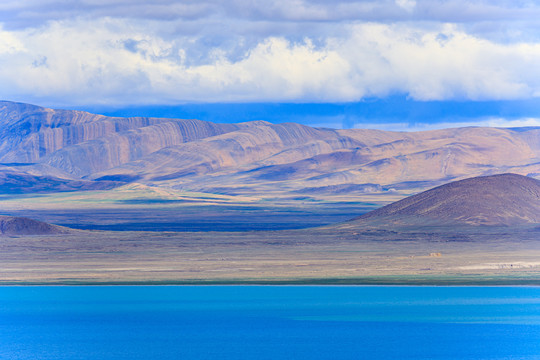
349, 173, 540, 226
0, 101, 242, 173
1, 101, 540, 197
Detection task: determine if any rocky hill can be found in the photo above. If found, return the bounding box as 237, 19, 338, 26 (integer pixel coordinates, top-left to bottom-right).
0, 215, 70, 235
348, 173, 540, 226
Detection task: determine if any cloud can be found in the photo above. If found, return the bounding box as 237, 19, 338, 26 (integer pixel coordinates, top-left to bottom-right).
340, 23, 540, 101
2, 3, 540, 106
3, 1, 540, 30
356, 117, 540, 132
395, 0, 416, 13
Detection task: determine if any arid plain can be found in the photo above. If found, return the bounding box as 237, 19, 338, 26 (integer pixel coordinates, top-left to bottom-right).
1, 101, 540, 284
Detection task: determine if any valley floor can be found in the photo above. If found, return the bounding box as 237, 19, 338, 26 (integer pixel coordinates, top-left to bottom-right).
2, 225, 540, 285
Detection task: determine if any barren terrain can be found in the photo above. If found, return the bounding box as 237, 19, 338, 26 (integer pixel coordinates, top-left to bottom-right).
2, 225, 539, 285
2, 174, 539, 285
1, 102, 539, 285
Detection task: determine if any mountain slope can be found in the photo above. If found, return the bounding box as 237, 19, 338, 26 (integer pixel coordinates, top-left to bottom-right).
348, 173, 540, 226
0, 101, 242, 172
1, 101, 540, 197
89, 122, 365, 182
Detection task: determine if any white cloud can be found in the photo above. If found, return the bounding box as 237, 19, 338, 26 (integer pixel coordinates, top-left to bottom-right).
355, 118, 540, 132
0, 29, 24, 54
395, 0, 416, 13
340, 23, 540, 101
2, 18, 540, 106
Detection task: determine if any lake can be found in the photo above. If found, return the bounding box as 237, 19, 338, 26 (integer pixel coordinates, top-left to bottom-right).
1, 286, 539, 360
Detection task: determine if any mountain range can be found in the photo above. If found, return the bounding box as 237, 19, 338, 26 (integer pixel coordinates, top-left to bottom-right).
1, 100, 540, 199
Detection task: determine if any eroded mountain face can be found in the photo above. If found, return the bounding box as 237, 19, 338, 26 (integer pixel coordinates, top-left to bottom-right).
1, 101, 539, 197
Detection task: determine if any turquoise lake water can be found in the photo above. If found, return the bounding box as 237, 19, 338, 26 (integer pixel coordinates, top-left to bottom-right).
1, 286, 540, 360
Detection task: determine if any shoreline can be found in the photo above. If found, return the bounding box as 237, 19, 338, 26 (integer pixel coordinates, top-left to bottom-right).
3, 275, 540, 286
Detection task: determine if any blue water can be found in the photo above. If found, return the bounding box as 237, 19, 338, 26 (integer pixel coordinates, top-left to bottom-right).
1, 286, 540, 360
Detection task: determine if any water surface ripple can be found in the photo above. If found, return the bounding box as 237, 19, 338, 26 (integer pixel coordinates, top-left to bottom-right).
1, 286, 539, 360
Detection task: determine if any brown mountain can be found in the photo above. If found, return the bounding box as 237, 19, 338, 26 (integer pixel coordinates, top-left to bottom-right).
347, 173, 540, 226
1, 101, 540, 197
90, 126, 540, 195
0, 215, 70, 235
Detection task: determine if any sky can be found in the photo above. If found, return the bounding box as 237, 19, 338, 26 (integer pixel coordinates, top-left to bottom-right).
2, 0, 540, 130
